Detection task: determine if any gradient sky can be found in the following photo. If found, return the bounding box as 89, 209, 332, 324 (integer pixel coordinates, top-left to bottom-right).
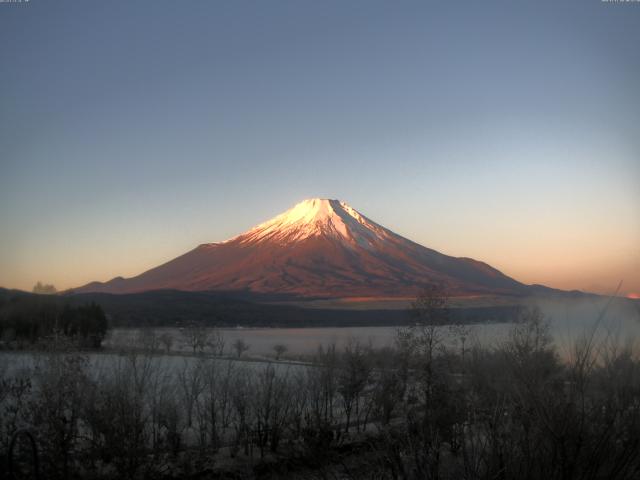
1, 0, 639, 296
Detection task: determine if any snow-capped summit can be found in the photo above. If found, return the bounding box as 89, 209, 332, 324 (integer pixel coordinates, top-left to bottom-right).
77, 198, 529, 298
224, 198, 392, 248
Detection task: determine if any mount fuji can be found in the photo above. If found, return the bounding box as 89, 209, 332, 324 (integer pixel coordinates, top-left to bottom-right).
76, 198, 540, 298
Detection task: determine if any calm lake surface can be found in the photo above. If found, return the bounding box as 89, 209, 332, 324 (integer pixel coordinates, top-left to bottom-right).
1, 298, 637, 375
103, 297, 640, 358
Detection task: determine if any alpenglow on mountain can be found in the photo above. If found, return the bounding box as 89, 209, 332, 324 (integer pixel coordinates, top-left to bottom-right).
77, 198, 532, 297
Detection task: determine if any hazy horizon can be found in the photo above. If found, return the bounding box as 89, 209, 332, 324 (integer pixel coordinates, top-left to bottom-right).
1, 1, 639, 296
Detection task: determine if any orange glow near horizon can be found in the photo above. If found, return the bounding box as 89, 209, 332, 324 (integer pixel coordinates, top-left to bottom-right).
1, 194, 639, 297
1, 222, 638, 297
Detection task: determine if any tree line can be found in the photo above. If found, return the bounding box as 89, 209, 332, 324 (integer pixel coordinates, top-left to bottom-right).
0, 294, 108, 349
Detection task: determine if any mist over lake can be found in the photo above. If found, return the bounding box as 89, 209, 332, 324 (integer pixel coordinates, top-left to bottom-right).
103, 297, 640, 357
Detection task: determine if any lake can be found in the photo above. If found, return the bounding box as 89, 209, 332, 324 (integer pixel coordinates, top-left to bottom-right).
103, 296, 640, 358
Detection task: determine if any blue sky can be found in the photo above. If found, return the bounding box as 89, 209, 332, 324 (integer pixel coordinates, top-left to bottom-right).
1, 0, 639, 295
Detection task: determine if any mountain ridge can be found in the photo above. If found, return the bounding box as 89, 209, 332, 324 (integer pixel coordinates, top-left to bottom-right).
75, 198, 542, 297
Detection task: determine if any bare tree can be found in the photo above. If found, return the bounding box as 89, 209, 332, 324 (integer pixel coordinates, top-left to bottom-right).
307, 344, 339, 428
338, 339, 371, 432
136, 328, 160, 353
289, 370, 309, 438
195, 359, 233, 454
177, 360, 204, 428
207, 328, 225, 356
82, 353, 155, 479
505, 306, 552, 359
229, 368, 253, 457
181, 324, 209, 354
28, 352, 90, 479
232, 338, 250, 358
273, 343, 288, 360
158, 332, 173, 353
449, 323, 474, 371
398, 283, 450, 403
371, 366, 404, 425
252, 364, 292, 456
